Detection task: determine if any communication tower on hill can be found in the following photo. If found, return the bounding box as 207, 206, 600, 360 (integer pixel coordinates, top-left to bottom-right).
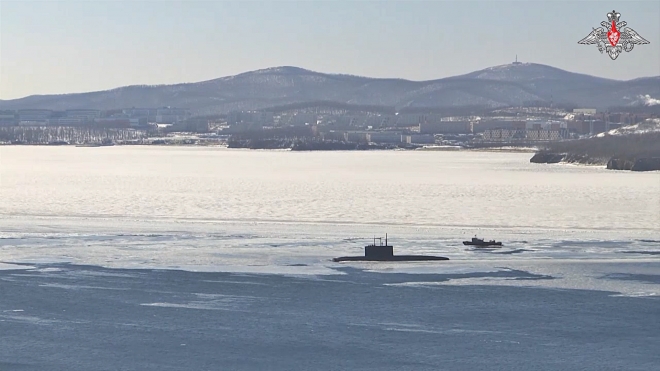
512, 55, 522, 65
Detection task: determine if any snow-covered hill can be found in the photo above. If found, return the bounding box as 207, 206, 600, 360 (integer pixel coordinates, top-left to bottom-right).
0, 64, 658, 115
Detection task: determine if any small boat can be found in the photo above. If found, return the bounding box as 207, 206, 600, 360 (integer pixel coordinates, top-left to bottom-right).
463, 236, 503, 248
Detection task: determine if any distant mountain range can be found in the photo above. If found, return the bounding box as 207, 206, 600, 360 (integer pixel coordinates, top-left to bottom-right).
1, 63, 659, 115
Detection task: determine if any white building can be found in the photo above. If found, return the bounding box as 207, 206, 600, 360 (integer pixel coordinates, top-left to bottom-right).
573, 108, 597, 115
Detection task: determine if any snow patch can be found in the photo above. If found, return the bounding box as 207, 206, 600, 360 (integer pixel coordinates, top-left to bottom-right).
596, 118, 660, 137
609, 292, 658, 298
0, 262, 35, 271
628, 94, 660, 107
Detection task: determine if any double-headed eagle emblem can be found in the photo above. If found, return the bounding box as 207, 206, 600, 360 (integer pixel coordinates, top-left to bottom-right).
578, 10, 649, 60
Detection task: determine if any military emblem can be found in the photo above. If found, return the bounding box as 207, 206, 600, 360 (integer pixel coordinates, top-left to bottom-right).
578, 10, 649, 60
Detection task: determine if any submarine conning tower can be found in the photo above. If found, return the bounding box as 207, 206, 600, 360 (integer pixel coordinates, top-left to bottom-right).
364, 233, 394, 259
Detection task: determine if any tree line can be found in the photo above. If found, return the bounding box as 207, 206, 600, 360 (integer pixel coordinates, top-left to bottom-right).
0, 126, 147, 144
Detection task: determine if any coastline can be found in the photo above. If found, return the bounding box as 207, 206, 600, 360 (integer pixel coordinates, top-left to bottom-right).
0, 142, 542, 154
529, 151, 660, 172
463, 146, 538, 153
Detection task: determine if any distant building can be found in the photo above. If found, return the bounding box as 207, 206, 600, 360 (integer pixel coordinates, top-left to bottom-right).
227, 111, 274, 127
419, 121, 472, 134
482, 129, 526, 142
92, 118, 131, 127
473, 120, 525, 132
123, 108, 158, 120
395, 114, 425, 127
66, 109, 101, 121
482, 129, 567, 142
156, 107, 191, 124
129, 118, 148, 127
573, 108, 597, 115
345, 131, 369, 143
18, 109, 52, 122
525, 130, 562, 141
367, 132, 403, 144
567, 121, 590, 135
376, 114, 397, 128
19, 121, 48, 127
589, 120, 607, 134
406, 134, 436, 144
50, 118, 84, 125
0, 112, 17, 126
321, 131, 348, 141
523, 120, 567, 130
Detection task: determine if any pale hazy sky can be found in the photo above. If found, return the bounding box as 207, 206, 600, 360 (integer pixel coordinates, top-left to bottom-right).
1, 0, 659, 100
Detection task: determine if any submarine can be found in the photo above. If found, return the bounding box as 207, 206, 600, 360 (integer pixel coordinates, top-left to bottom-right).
332, 234, 449, 262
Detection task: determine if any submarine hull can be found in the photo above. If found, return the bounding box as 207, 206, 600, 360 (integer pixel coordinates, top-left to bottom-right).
463, 242, 503, 247
332, 255, 449, 262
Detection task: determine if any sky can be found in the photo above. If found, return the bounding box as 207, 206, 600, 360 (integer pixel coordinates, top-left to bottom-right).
0, 0, 659, 100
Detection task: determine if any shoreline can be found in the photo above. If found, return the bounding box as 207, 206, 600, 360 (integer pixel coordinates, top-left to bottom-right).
462, 147, 538, 153
0, 142, 541, 154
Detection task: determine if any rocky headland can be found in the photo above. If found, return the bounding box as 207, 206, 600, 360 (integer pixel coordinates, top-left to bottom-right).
531, 151, 660, 171
530, 122, 660, 172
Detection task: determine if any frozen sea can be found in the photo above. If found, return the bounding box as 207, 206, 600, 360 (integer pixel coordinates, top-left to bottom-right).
0, 146, 659, 370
